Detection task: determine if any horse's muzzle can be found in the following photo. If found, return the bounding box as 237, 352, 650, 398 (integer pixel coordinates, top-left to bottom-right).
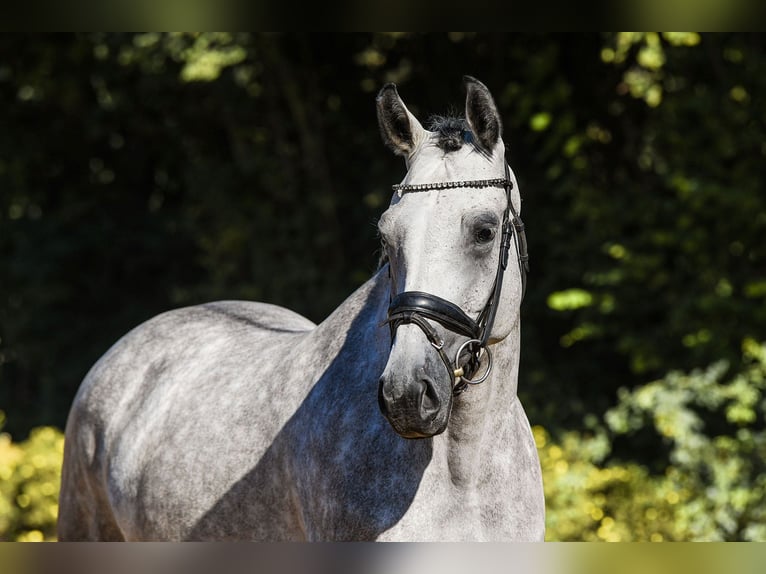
378, 367, 452, 439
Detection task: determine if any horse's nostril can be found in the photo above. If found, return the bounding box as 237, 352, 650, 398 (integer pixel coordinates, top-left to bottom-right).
419, 378, 441, 419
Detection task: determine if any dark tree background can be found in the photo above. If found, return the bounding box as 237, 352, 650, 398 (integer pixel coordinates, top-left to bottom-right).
2, 34, 764, 461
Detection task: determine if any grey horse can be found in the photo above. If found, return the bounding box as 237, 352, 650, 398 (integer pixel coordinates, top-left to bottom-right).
58, 77, 545, 541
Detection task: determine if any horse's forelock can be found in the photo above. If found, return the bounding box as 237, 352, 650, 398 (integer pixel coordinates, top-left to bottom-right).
427, 115, 474, 153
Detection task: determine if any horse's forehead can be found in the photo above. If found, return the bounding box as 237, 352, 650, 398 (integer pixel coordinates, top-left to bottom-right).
382, 144, 509, 229
408, 137, 501, 179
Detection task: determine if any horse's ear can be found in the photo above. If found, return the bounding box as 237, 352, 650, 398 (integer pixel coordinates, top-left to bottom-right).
464, 76, 502, 152
376, 83, 425, 157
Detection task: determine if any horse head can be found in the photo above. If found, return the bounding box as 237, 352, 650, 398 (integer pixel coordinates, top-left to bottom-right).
376, 76, 527, 439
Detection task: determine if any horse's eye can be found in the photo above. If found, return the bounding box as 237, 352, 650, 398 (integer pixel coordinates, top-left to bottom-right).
475, 227, 495, 244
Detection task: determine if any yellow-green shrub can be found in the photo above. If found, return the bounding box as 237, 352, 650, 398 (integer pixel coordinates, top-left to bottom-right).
540, 339, 766, 541
536, 425, 687, 541
0, 413, 64, 542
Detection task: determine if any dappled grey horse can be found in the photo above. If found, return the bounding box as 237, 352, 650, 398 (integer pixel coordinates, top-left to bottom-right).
58, 77, 545, 541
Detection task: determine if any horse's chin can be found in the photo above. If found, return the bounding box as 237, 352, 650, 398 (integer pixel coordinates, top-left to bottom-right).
387, 415, 449, 439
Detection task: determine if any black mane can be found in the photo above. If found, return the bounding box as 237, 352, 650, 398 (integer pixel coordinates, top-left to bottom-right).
427, 115, 474, 152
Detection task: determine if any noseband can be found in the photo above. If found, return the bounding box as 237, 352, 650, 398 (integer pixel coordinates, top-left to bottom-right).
384, 163, 529, 395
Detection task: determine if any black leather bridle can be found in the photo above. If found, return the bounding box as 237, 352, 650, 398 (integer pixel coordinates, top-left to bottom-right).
383, 162, 529, 395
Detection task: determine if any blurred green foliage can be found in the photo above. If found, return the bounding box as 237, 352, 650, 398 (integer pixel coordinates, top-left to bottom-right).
0, 412, 63, 541
1, 33, 764, 540
540, 339, 766, 541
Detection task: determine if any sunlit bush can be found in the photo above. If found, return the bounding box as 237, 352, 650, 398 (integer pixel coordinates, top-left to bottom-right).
0, 413, 64, 542
540, 339, 766, 541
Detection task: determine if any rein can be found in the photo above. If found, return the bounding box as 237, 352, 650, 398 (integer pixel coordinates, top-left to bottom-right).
383, 162, 529, 395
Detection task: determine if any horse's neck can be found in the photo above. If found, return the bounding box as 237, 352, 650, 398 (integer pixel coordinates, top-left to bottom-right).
438, 327, 521, 486
312, 267, 391, 374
